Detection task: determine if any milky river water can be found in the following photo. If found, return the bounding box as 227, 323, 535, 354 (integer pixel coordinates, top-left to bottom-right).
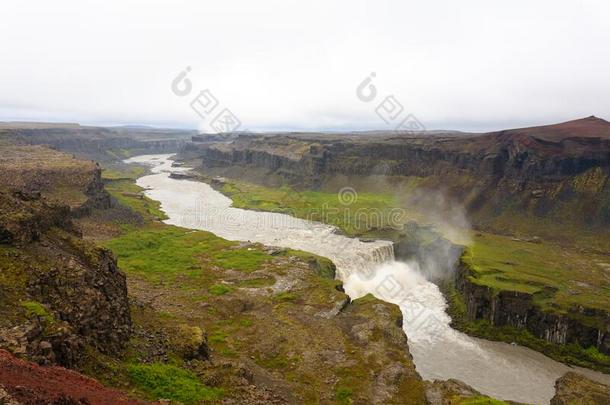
126, 154, 610, 404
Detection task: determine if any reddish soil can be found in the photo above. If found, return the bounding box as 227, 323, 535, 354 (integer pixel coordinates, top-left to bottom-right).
0, 350, 149, 404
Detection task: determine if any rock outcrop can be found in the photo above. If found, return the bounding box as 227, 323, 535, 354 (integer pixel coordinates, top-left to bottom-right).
454, 259, 610, 356
0, 146, 131, 367
551, 372, 610, 405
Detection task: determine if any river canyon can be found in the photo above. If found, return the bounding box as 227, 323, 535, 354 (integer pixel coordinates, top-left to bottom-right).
126, 154, 610, 404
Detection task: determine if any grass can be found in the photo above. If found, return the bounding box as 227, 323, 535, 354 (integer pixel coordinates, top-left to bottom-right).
463, 232, 610, 314
208, 284, 231, 295
335, 386, 353, 404
274, 292, 297, 302
127, 363, 223, 403
102, 166, 145, 181
104, 178, 167, 221
217, 181, 399, 237
104, 225, 271, 283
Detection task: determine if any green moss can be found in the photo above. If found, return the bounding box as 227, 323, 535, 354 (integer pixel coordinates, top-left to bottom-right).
351, 293, 379, 306
274, 292, 297, 302
102, 166, 145, 181
20, 301, 55, 324
335, 386, 353, 404
208, 331, 228, 344
279, 249, 336, 279
208, 284, 231, 296
209, 248, 269, 272
104, 225, 270, 283
463, 233, 610, 314
256, 352, 300, 370
127, 363, 222, 404
238, 277, 275, 288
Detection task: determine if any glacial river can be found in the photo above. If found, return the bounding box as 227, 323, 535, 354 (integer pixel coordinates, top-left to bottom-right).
126, 154, 610, 404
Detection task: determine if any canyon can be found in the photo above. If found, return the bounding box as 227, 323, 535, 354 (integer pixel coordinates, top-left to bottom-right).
179, 116, 610, 369
0, 120, 609, 404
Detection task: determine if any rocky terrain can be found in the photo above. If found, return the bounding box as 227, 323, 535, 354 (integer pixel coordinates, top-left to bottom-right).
550, 372, 610, 405
0, 138, 430, 403
0, 145, 131, 366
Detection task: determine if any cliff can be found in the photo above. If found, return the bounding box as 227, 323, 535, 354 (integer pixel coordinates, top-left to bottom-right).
181, 116, 610, 245
454, 258, 609, 356
0, 145, 131, 367
0, 122, 194, 162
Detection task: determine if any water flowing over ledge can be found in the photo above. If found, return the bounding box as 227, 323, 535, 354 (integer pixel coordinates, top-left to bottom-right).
126, 154, 610, 405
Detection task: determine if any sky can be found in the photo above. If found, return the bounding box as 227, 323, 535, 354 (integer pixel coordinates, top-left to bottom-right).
1, 0, 609, 132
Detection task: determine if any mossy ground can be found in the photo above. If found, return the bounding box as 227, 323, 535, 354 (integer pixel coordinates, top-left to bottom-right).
216, 180, 399, 237
127, 363, 223, 404
102, 173, 167, 222
463, 232, 610, 314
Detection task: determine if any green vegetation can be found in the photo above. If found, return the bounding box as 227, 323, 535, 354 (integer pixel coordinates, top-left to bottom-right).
274, 291, 297, 302
104, 225, 270, 283
463, 232, 610, 314
210, 248, 270, 273
20, 301, 54, 324
218, 181, 399, 236
101, 166, 145, 181
127, 363, 223, 403
104, 178, 167, 221
457, 397, 509, 405
208, 284, 231, 295
335, 386, 353, 404
278, 249, 336, 279
237, 277, 275, 288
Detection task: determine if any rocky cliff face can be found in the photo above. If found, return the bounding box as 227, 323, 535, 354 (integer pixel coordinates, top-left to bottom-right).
454, 259, 610, 355
183, 117, 610, 237
0, 145, 131, 368
0, 123, 194, 162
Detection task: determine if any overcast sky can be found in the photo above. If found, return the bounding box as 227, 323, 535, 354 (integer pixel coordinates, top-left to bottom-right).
1, 0, 609, 132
